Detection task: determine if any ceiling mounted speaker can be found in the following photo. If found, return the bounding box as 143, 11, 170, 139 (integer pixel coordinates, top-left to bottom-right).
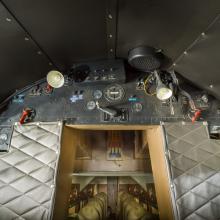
47, 70, 64, 88
128, 46, 162, 72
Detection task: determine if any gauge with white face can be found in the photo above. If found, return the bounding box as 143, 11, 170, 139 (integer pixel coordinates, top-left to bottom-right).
104, 84, 125, 102
132, 102, 143, 112
0, 133, 8, 145
86, 101, 96, 110
93, 90, 103, 99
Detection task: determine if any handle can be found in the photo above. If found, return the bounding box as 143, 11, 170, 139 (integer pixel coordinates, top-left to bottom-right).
96, 102, 117, 117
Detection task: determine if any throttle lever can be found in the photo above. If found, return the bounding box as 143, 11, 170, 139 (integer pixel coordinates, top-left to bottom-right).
95, 101, 117, 117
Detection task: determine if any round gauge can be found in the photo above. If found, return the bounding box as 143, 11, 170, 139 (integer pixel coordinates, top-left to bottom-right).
104, 84, 125, 102
93, 90, 103, 99
0, 133, 8, 144
132, 102, 143, 113
86, 101, 96, 110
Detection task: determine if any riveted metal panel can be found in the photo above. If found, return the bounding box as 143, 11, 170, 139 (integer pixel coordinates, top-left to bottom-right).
172, 15, 220, 99
1, 0, 220, 102
0, 2, 53, 102
116, 0, 220, 60
2, 0, 108, 71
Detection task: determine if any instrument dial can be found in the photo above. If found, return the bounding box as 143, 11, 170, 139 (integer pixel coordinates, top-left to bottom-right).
87, 101, 96, 110
93, 90, 103, 99
0, 133, 8, 145
104, 84, 125, 102
132, 102, 143, 112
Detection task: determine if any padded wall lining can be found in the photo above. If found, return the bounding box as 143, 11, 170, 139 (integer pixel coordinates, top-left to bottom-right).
0, 122, 62, 220
164, 122, 220, 220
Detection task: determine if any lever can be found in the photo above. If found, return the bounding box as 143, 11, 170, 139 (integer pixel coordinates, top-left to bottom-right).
169, 98, 175, 115
191, 109, 201, 123
19, 107, 36, 124
95, 101, 117, 117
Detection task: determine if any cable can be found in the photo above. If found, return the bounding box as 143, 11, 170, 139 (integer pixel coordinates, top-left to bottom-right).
179, 88, 196, 111
143, 73, 156, 96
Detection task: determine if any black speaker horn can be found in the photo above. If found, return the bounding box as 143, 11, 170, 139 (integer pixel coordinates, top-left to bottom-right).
128, 46, 162, 72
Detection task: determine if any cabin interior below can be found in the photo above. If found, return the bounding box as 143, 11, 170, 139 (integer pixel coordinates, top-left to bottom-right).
53, 125, 174, 220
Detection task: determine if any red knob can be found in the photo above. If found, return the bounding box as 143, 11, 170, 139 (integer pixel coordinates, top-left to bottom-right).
192, 110, 201, 123
19, 110, 29, 124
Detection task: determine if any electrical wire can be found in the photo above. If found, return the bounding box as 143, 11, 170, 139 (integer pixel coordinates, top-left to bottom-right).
143, 73, 156, 96
177, 83, 203, 122
169, 70, 196, 111
168, 70, 201, 122
179, 88, 196, 111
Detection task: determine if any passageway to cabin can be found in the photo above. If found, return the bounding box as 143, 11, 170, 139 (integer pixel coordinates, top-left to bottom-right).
54, 126, 163, 220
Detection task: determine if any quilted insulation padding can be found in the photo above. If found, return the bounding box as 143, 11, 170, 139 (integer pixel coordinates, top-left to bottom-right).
0, 122, 62, 220
164, 123, 220, 220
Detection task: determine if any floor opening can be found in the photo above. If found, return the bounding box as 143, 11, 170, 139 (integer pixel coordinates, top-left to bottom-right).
66, 129, 159, 220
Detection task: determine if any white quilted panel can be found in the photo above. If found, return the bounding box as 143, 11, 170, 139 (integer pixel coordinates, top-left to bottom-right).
164, 123, 220, 220
0, 122, 62, 220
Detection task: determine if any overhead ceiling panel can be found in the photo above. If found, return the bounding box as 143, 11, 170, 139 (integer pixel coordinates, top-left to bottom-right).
116, 0, 220, 98
2, 0, 108, 71
173, 15, 220, 99
116, 0, 220, 61
0, 0, 220, 102
0, 2, 52, 101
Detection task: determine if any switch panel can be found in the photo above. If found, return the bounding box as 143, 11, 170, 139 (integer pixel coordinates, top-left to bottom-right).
70, 59, 126, 85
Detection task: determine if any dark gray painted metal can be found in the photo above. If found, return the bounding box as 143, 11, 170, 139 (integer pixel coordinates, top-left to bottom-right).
0, 0, 220, 102
0, 79, 184, 125
116, 0, 220, 60
173, 15, 220, 99
106, 0, 118, 58
0, 2, 53, 102
116, 0, 220, 99
2, 0, 108, 71
0, 73, 220, 127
